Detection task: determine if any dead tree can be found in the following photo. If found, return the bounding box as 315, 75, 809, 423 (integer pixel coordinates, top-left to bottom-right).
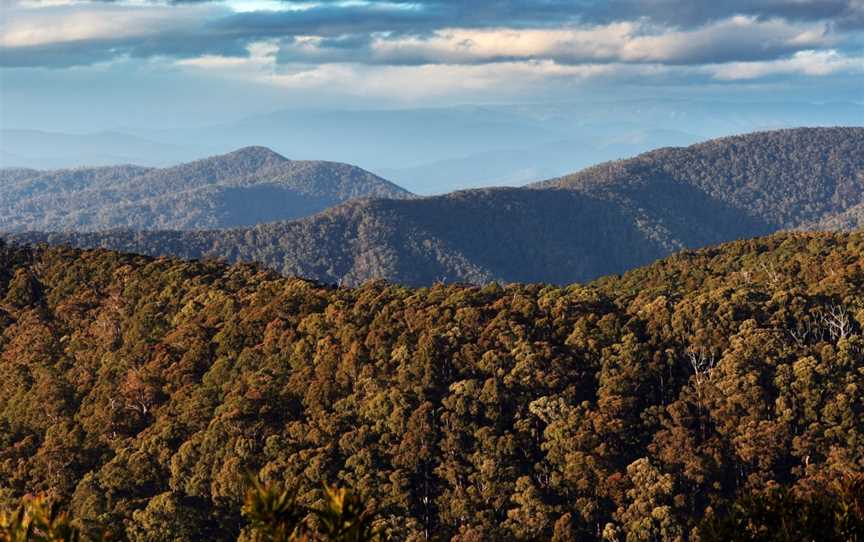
687, 347, 717, 388
821, 303, 852, 342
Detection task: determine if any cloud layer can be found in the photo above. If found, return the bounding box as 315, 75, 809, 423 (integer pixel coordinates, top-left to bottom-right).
1, 0, 862, 100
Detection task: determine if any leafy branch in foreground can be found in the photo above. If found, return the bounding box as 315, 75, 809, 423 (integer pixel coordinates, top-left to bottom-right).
0, 495, 106, 542
242, 479, 378, 542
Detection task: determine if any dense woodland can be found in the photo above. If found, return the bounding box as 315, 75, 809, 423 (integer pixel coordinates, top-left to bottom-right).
810, 201, 864, 232
10, 189, 670, 286
11, 127, 864, 286
0, 230, 862, 540
0, 147, 410, 232
536, 127, 864, 229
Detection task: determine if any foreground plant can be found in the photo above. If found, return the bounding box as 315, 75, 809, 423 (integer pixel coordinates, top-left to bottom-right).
0, 495, 84, 542
242, 479, 378, 542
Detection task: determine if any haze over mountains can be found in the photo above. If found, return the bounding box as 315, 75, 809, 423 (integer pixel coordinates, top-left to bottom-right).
0, 147, 410, 231
4, 100, 860, 194
10, 127, 863, 287
0, 129, 210, 170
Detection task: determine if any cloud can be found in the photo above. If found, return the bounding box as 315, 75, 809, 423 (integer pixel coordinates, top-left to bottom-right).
708, 49, 864, 79
0, 0, 860, 82
0, 0, 249, 66
177, 39, 278, 69
617, 16, 833, 64
170, 32, 863, 103
184, 54, 651, 101
0, 3, 214, 48
271, 17, 833, 66
575, 0, 861, 28
28, 0, 863, 28
173, 35, 675, 100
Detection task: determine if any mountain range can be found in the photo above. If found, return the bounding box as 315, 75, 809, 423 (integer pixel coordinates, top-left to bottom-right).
6, 99, 861, 194
0, 147, 410, 231
9, 127, 863, 286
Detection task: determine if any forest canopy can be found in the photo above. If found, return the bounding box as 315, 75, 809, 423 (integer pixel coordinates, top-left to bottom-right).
0, 231, 862, 540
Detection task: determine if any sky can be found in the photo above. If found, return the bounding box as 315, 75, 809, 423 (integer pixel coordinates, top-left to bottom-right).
0, 0, 862, 133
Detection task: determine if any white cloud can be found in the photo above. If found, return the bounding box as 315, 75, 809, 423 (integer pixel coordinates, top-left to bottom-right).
348, 16, 834, 66
365, 24, 636, 64
169, 15, 859, 100
1, 0, 837, 67
176, 41, 671, 100
5, 0, 855, 99
274, 61, 616, 93
619, 16, 832, 63
178, 40, 278, 69
709, 49, 864, 79
223, 0, 319, 13
0, 1, 227, 48
174, 41, 863, 102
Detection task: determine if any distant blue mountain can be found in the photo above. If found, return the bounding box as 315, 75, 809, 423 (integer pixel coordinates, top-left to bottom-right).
4, 100, 861, 194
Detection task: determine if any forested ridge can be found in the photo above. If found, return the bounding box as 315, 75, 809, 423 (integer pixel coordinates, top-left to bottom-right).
0, 231, 862, 540
10, 189, 669, 286
0, 147, 411, 232
11, 127, 863, 286
535, 127, 864, 229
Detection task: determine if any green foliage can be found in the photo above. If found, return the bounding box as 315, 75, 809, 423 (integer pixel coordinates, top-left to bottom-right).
242, 479, 307, 541
1, 485, 379, 542
242, 480, 377, 542
0, 495, 85, 542
0, 233, 862, 540
3, 269, 41, 309
311, 487, 378, 542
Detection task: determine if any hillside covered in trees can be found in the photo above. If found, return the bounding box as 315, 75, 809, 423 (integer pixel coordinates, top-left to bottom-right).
0, 231, 862, 540
0, 147, 411, 232
533, 127, 864, 229
12, 127, 863, 286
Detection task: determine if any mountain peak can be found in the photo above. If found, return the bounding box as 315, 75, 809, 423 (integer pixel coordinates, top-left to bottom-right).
0, 144, 411, 231
223, 146, 289, 163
